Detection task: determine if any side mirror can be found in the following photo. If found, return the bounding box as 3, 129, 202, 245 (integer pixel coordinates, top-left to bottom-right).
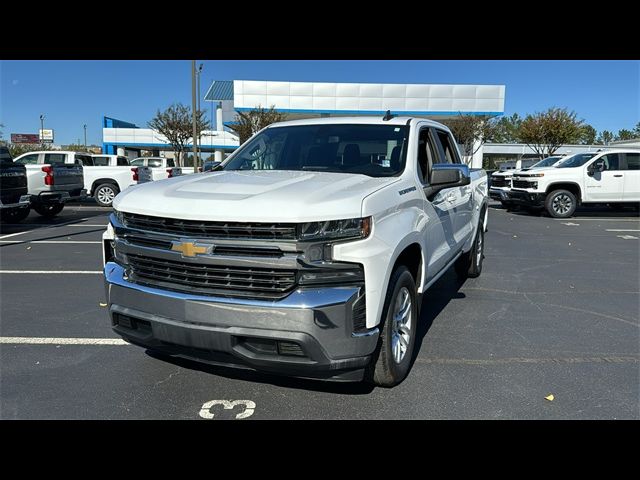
587, 160, 605, 176
425, 164, 471, 199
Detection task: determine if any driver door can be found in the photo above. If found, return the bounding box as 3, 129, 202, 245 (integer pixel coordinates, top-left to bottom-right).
584, 153, 624, 202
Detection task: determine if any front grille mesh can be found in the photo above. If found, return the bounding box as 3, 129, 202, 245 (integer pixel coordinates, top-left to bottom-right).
491, 177, 511, 188
513, 179, 535, 189
127, 253, 297, 299
122, 212, 297, 240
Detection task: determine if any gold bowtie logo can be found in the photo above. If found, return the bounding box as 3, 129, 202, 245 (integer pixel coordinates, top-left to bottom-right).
171, 241, 212, 257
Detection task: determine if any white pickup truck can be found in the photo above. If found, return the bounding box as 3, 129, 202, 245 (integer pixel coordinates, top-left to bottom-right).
130, 157, 193, 183
13, 151, 136, 207
103, 116, 488, 386
509, 149, 640, 217
12, 151, 86, 218
489, 155, 565, 209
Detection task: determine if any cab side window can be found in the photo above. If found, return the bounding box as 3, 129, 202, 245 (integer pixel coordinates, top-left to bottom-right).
148, 159, 162, 168
417, 128, 437, 184
93, 156, 110, 166
117, 156, 129, 166
600, 153, 620, 171
166, 159, 175, 167
433, 130, 462, 164
15, 153, 39, 165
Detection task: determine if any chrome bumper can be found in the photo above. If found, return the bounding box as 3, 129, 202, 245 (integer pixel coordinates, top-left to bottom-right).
104, 262, 378, 381
0, 195, 31, 209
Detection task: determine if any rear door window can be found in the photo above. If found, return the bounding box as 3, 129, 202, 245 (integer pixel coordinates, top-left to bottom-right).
130, 158, 145, 166
623, 152, 639, 170
93, 156, 110, 166
44, 153, 67, 165
117, 156, 129, 166
148, 159, 162, 167
166, 159, 175, 167
76, 154, 93, 166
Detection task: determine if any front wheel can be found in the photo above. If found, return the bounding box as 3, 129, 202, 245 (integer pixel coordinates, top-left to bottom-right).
455, 223, 484, 279
94, 183, 119, 207
365, 265, 417, 388
545, 189, 577, 218
33, 202, 64, 218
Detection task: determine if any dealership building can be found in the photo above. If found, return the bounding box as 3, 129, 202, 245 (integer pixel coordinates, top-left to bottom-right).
102, 79, 506, 167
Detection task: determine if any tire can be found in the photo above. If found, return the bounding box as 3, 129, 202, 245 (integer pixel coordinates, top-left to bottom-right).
455, 222, 485, 279
365, 265, 417, 388
0, 207, 30, 223
545, 189, 577, 218
94, 183, 120, 207
33, 202, 64, 218
500, 200, 514, 210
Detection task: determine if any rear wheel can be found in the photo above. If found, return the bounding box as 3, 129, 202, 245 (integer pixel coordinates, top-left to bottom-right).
33, 202, 64, 218
0, 207, 30, 223
365, 265, 417, 388
455, 223, 484, 279
94, 183, 119, 207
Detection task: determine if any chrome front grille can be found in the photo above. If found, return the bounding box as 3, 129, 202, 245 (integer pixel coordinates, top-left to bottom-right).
126, 253, 297, 299
121, 212, 297, 240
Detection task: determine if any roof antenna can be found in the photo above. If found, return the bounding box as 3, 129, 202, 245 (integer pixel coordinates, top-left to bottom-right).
382, 110, 395, 121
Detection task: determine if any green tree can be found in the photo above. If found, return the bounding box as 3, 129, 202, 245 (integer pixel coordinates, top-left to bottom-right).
228, 105, 287, 144
615, 129, 635, 141
633, 122, 640, 137
517, 107, 584, 157
579, 125, 597, 145
490, 113, 522, 143
442, 114, 499, 163
596, 130, 614, 145
8, 142, 52, 157
148, 103, 209, 167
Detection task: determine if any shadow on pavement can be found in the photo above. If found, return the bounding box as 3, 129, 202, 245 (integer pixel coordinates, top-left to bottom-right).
145, 350, 376, 395
488, 201, 639, 218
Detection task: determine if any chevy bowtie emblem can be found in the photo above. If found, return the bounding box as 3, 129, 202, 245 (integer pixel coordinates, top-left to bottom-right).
171, 240, 213, 257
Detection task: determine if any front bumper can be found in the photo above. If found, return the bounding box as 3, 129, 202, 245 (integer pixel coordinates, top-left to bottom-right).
489, 187, 511, 201
508, 189, 546, 207
0, 195, 30, 210
104, 262, 378, 381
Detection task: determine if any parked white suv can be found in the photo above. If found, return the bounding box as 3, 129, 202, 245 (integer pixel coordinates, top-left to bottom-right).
509, 149, 640, 217
103, 116, 489, 387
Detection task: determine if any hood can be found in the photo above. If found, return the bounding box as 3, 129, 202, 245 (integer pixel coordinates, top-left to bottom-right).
492, 171, 513, 177
513, 166, 562, 176
113, 170, 400, 222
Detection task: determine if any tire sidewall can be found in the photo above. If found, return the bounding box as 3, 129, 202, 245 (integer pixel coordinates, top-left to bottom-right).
546, 189, 577, 218
375, 266, 418, 385
95, 184, 119, 207
34, 202, 64, 217
469, 226, 484, 277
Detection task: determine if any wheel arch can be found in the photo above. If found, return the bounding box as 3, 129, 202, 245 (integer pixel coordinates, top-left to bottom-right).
91, 178, 120, 196
546, 182, 582, 203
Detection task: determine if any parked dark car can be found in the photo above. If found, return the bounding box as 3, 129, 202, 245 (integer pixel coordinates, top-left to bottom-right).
0, 145, 31, 222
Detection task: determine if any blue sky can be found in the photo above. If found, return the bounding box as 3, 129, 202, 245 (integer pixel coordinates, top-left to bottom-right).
1, 60, 638, 145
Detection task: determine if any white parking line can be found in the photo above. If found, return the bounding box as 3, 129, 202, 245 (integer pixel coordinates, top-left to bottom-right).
552, 218, 640, 222
0, 240, 101, 244
0, 270, 102, 274
0, 218, 95, 238
606, 229, 640, 232
0, 337, 128, 345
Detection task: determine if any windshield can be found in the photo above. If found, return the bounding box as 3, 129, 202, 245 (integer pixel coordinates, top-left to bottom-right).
530, 156, 561, 168
223, 124, 410, 177
556, 153, 597, 168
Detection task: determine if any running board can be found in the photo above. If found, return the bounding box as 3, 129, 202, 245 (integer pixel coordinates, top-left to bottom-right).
422, 250, 463, 291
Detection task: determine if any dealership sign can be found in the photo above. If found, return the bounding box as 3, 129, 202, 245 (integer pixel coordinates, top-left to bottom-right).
39, 129, 54, 143
11, 133, 40, 144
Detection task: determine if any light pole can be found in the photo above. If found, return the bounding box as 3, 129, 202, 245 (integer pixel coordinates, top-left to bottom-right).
197, 63, 203, 162
191, 61, 198, 169
39, 114, 45, 147
83, 124, 87, 149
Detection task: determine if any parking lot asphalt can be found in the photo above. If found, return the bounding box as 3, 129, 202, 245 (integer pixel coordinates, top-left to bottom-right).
1, 202, 638, 419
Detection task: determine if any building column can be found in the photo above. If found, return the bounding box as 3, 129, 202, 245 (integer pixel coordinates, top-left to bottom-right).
117, 147, 125, 156
515, 155, 522, 170
216, 103, 223, 131
214, 149, 223, 162
471, 139, 483, 168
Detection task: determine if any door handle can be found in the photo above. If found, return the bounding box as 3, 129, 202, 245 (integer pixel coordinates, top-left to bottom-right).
613, 174, 623, 177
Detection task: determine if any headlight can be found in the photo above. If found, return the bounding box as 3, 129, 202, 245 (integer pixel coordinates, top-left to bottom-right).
298, 217, 371, 241
113, 209, 125, 225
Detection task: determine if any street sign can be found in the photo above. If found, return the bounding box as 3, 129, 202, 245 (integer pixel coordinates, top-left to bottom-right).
39, 129, 54, 143
11, 133, 40, 144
